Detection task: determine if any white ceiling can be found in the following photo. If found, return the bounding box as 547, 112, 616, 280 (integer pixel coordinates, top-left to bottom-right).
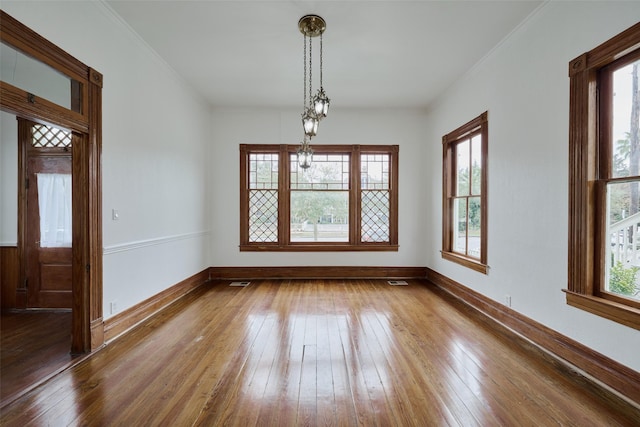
106, 1, 543, 109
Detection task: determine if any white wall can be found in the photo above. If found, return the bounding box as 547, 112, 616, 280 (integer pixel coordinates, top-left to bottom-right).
210, 107, 428, 267
0, 111, 18, 245
2, 1, 212, 319
423, 1, 640, 372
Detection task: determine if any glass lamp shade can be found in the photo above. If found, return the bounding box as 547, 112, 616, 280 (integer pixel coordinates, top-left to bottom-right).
312, 87, 330, 118
297, 142, 313, 169
302, 108, 319, 137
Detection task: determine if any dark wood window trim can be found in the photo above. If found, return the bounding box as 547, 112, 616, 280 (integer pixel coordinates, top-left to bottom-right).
240, 144, 399, 252
567, 22, 640, 330
1, 11, 104, 351
442, 112, 488, 274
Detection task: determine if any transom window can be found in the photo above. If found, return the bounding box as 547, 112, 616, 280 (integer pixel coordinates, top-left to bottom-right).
442, 112, 488, 273
240, 144, 399, 251
31, 123, 72, 148
567, 22, 640, 330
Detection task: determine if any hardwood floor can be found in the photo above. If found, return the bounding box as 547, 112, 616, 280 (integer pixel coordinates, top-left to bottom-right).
0, 310, 80, 406
1, 279, 637, 426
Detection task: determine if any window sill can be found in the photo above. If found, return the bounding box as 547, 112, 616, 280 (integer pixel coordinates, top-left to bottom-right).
564, 290, 640, 331
441, 251, 488, 274
240, 244, 399, 252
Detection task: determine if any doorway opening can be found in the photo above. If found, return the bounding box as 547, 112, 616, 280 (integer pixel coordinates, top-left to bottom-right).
0, 10, 103, 407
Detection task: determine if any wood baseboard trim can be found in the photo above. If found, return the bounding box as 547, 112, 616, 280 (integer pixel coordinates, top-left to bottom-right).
209, 266, 427, 280
103, 269, 210, 342
425, 268, 640, 406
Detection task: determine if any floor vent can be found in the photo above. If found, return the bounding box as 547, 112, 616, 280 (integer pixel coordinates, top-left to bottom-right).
388, 280, 408, 286
229, 281, 251, 287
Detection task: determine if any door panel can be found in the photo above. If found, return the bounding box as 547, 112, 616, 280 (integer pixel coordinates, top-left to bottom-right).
26, 155, 72, 308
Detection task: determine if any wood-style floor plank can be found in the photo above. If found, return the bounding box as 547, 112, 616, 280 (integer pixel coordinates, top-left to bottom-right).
0, 310, 78, 406
1, 279, 638, 426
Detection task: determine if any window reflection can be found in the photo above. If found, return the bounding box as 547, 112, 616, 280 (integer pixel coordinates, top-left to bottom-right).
239, 309, 395, 403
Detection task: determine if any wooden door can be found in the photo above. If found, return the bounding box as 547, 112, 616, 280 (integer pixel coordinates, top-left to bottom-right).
25, 134, 73, 308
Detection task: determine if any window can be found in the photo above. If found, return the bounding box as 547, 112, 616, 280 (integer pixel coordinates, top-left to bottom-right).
567, 22, 640, 330
240, 144, 398, 251
442, 112, 488, 273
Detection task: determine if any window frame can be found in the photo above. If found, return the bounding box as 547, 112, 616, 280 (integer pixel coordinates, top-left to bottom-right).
566, 22, 640, 330
240, 144, 399, 251
442, 111, 488, 274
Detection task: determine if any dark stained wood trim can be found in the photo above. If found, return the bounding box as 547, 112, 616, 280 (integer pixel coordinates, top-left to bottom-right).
565, 290, 640, 330
441, 251, 488, 274
0, 247, 19, 309
16, 118, 27, 310
425, 268, 640, 406
0, 12, 89, 83
0, 82, 88, 133
103, 270, 210, 342
567, 21, 640, 326
238, 244, 400, 252
86, 67, 103, 351
583, 22, 640, 71
209, 266, 427, 280
1, 10, 103, 354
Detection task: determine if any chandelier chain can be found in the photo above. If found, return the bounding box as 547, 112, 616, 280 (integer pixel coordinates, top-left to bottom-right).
308, 34, 313, 108
319, 32, 323, 89
303, 34, 307, 110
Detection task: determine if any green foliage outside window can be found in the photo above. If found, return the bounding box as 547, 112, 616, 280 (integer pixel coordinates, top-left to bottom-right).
609, 261, 640, 297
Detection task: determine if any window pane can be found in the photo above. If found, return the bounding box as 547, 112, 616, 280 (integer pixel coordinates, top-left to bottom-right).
468, 196, 481, 259
611, 60, 640, 179
37, 173, 72, 247
471, 135, 482, 195
0, 41, 82, 113
605, 181, 640, 300
290, 191, 348, 242
290, 154, 349, 190
456, 140, 470, 196
453, 198, 467, 254
249, 190, 278, 242
361, 154, 390, 190
249, 153, 278, 190
361, 191, 389, 242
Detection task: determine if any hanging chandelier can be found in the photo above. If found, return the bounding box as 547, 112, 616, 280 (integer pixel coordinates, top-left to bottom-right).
298, 14, 330, 169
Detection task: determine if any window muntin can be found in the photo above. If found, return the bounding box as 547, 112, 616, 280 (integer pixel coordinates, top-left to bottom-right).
32, 124, 72, 148
361, 154, 390, 243
240, 144, 398, 251
567, 22, 640, 329
248, 153, 278, 243
442, 112, 488, 273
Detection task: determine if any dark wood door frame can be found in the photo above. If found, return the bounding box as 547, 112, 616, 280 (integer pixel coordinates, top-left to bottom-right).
1, 11, 103, 353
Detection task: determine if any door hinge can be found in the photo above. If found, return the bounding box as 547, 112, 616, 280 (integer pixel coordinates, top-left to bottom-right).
24, 278, 28, 288
86, 264, 90, 272
25, 178, 29, 189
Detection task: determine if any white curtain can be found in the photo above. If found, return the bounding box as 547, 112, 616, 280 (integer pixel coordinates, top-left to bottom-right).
37, 173, 72, 247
